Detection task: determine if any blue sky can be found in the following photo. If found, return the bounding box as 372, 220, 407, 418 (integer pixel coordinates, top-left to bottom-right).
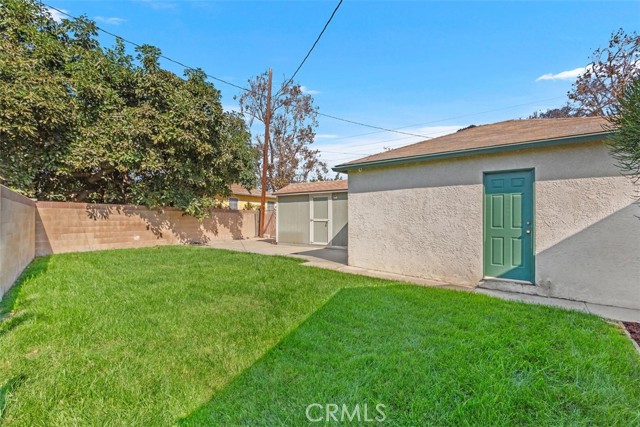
46, 1, 640, 169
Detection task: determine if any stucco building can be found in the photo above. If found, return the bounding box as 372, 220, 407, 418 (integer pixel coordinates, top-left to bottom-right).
334, 117, 639, 310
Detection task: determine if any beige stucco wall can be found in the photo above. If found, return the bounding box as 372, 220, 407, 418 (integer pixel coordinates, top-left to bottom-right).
35, 202, 259, 256
0, 186, 35, 298
348, 140, 640, 309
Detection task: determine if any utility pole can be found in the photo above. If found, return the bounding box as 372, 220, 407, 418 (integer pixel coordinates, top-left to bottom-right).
259, 68, 273, 238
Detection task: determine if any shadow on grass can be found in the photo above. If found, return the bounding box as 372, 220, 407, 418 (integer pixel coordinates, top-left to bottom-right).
178, 284, 476, 427
177, 286, 350, 427
0, 257, 50, 421
0, 256, 50, 318
0, 375, 25, 420
177, 285, 640, 426
0, 311, 33, 340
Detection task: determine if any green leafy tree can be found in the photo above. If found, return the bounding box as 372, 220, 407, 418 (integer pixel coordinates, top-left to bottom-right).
0, 0, 256, 217
0, 0, 75, 195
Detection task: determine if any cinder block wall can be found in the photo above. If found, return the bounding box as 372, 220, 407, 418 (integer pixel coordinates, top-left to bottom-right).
35, 202, 259, 256
0, 196, 268, 299
0, 186, 36, 297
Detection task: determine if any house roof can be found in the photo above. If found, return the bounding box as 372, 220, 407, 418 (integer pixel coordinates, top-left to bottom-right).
333, 117, 613, 172
273, 180, 348, 195
229, 184, 274, 198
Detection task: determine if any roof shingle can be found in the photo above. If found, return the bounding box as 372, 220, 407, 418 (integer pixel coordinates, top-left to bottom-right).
337, 117, 612, 168
274, 180, 348, 195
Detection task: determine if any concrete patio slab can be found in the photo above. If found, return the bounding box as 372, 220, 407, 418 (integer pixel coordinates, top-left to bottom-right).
205, 238, 640, 323
205, 239, 472, 290
477, 288, 640, 323
477, 288, 590, 312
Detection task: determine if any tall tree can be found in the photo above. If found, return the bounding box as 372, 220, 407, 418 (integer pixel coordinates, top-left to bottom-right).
237, 70, 328, 192
0, 0, 256, 218
528, 29, 639, 119
568, 29, 640, 117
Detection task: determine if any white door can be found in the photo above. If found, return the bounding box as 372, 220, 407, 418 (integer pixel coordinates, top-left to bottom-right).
310, 195, 330, 245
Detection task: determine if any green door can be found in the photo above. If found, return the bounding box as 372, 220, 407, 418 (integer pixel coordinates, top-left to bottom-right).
483, 170, 534, 282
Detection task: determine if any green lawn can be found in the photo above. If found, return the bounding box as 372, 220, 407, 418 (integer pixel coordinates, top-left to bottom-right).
0, 247, 638, 426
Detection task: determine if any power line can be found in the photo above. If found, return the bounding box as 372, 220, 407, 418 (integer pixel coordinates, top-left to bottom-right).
318, 95, 568, 145
42, 2, 250, 92
278, 0, 344, 96
320, 149, 376, 156
340, 135, 419, 149
41, 2, 569, 144
317, 112, 434, 139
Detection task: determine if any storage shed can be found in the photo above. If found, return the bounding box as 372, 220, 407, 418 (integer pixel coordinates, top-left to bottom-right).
274, 180, 348, 247
333, 117, 640, 311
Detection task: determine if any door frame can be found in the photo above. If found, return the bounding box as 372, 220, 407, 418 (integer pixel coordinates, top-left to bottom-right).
309, 193, 332, 245
482, 168, 536, 283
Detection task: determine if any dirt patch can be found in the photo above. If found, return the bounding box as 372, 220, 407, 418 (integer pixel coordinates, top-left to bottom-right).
623, 322, 640, 347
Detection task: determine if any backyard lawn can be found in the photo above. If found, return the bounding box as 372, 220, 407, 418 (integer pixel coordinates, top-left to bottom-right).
0, 247, 638, 426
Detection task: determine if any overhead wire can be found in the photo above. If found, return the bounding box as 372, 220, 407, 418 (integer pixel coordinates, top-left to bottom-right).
318, 95, 568, 145
317, 112, 434, 139
276, 0, 344, 96
43, 1, 429, 140
41, 2, 250, 92
41, 2, 569, 146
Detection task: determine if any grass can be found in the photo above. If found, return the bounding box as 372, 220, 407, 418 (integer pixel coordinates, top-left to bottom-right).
0, 247, 638, 426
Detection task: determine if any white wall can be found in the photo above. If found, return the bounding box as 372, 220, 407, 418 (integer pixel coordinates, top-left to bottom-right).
348, 141, 640, 309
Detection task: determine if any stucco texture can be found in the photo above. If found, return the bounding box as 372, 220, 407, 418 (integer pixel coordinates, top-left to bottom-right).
348, 141, 640, 309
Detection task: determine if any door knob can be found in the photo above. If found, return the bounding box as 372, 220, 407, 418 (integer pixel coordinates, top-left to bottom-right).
525, 230, 531, 234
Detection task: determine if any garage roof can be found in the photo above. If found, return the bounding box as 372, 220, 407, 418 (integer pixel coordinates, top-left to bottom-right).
274, 180, 348, 195
333, 117, 613, 172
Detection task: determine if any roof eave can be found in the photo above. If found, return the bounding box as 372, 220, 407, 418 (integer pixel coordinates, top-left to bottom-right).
274, 189, 348, 197
332, 131, 614, 173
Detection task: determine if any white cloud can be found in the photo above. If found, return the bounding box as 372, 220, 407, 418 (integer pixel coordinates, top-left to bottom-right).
94, 16, 127, 25
316, 134, 338, 139
301, 86, 320, 95
46, 7, 67, 23
536, 66, 588, 81
136, 0, 177, 10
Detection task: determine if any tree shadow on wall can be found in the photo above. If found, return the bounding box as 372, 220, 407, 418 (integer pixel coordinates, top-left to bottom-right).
0, 258, 51, 421
84, 204, 252, 245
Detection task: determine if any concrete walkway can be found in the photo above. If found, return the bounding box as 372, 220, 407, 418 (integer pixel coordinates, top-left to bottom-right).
206, 238, 470, 292
476, 288, 640, 323
206, 239, 640, 323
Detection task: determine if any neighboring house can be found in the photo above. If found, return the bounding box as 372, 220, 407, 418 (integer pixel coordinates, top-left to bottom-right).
220, 184, 276, 211
274, 180, 348, 247
333, 117, 640, 310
